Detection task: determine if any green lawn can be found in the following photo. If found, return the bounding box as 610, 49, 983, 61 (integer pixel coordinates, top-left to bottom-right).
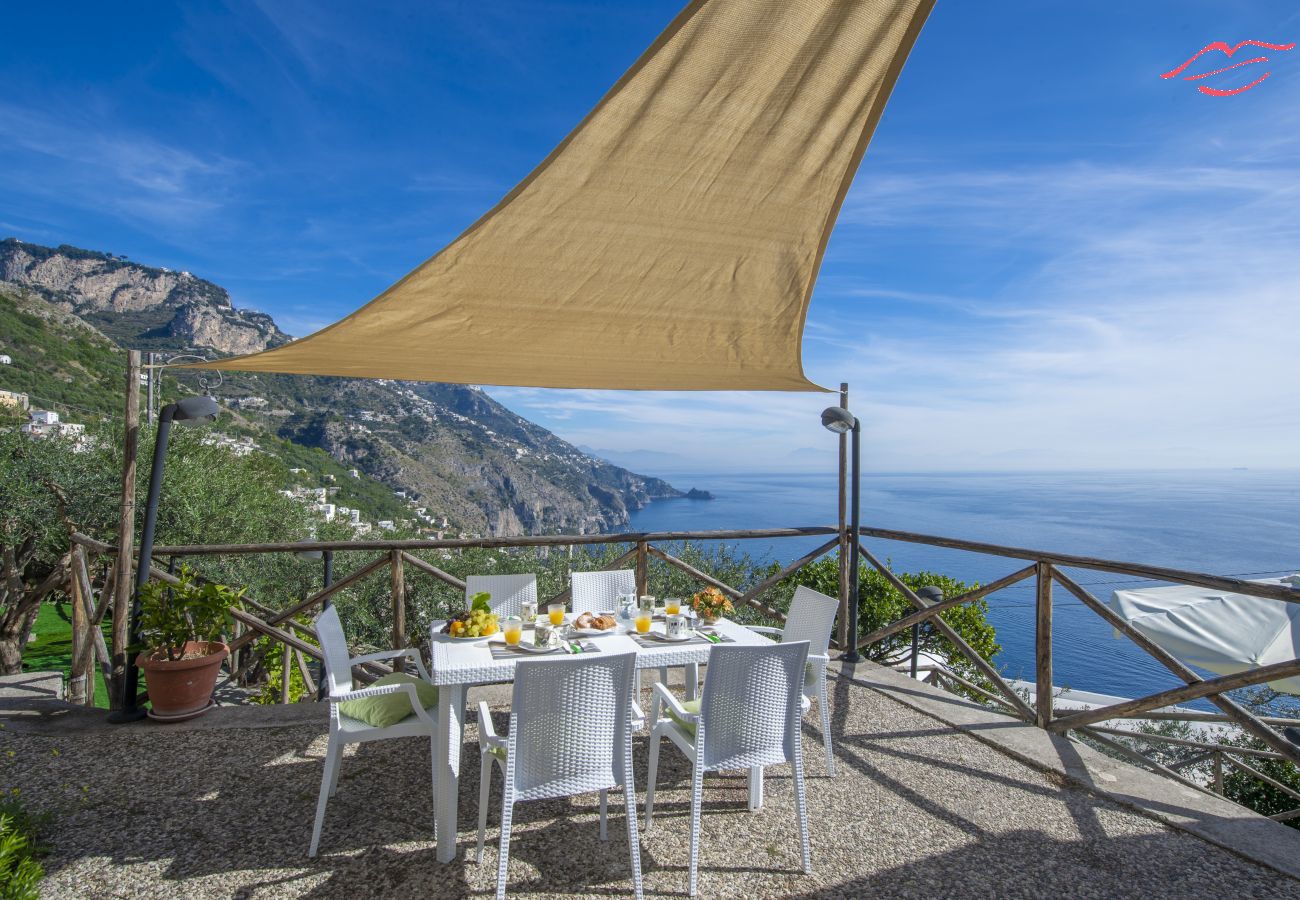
22, 602, 110, 709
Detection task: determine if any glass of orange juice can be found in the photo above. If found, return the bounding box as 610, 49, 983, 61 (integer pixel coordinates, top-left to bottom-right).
664, 597, 681, 616
635, 609, 653, 633
503, 616, 523, 646
548, 603, 566, 627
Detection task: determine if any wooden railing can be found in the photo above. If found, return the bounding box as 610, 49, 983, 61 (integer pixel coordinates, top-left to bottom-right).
850, 525, 1300, 820
67, 527, 838, 706
64, 523, 1300, 821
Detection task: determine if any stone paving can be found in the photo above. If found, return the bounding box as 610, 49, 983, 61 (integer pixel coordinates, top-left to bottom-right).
3, 671, 1299, 899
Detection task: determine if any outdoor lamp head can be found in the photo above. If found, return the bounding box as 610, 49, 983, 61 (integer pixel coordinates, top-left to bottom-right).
173, 395, 220, 424
820, 406, 856, 434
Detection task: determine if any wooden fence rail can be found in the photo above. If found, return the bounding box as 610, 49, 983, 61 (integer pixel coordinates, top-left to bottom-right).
67, 521, 1300, 820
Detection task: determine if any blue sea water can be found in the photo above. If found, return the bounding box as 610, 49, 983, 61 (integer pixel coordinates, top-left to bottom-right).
626, 470, 1300, 705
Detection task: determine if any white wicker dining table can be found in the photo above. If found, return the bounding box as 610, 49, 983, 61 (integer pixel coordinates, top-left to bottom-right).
428, 616, 771, 863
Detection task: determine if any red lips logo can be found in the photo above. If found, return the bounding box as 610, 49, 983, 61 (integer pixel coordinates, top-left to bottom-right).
1161, 40, 1295, 96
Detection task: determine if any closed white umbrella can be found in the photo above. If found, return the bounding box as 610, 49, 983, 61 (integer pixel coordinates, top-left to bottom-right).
1110, 577, 1300, 695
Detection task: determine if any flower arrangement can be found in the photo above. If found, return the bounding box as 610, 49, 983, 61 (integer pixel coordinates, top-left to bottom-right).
688, 586, 733, 623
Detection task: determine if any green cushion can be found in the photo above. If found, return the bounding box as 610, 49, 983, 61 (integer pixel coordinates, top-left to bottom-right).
339, 673, 438, 728
667, 698, 701, 735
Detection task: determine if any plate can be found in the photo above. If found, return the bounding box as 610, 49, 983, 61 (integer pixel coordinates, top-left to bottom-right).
571, 626, 618, 636
505, 642, 564, 654
642, 629, 692, 643
445, 633, 491, 642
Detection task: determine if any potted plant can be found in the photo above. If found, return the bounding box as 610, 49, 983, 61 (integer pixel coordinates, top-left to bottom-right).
688, 586, 734, 626
134, 566, 243, 721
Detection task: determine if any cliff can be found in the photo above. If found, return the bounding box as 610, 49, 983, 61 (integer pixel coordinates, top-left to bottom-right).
0, 238, 688, 535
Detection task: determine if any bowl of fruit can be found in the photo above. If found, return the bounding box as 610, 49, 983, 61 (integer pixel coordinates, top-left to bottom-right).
442, 592, 499, 641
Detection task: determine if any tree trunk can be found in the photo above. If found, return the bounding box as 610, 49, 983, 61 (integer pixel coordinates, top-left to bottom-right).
0, 637, 23, 676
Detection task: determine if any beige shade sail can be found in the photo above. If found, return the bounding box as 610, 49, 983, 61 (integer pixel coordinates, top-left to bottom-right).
194, 0, 934, 391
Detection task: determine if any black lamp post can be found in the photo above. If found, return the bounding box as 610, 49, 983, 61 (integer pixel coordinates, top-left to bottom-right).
109, 395, 220, 723
822, 406, 862, 663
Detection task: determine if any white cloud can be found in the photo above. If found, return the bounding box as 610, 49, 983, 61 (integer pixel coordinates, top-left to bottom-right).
0, 102, 238, 228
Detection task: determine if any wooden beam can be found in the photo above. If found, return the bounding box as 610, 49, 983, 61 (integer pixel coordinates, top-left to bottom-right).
1223, 755, 1300, 805
1077, 727, 1212, 796
69, 563, 89, 706
400, 551, 467, 590
738, 537, 839, 610
1049, 565, 1300, 768
263, 556, 390, 628
859, 542, 1037, 722
390, 550, 406, 656
229, 608, 322, 659
648, 546, 742, 598
635, 541, 649, 597
294, 649, 317, 697
1049, 657, 1300, 732
1086, 726, 1291, 762
146, 526, 841, 557
855, 525, 1300, 605
858, 564, 1036, 647
110, 349, 140, 709
1035, 562, 1052, 728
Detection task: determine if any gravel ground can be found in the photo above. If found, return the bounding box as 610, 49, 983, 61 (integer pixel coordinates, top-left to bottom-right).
4, 676, 1299, 899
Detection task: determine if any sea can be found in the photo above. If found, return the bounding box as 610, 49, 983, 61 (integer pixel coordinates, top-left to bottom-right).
626, 470, 1300, 707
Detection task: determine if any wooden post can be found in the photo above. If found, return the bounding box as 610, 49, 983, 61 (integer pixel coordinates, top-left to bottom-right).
1035, 561, 1053, 728
836, 383, 849, 648
1213, 751, 1224, 794
110, 350, 141, 710
635, 541, 649, 597
390, 549, 406, 663
69, 562, 89, 706
280, 642, 292, 704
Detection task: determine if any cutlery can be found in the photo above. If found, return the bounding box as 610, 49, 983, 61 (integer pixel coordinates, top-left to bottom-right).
695, 630, 721, 644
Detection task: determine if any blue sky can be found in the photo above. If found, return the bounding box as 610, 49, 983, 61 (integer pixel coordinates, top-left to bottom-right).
3, 1, 1299, 474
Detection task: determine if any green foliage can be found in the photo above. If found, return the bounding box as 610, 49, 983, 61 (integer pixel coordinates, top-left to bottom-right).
255, 635, 314, 705
136, 566, 242, 661
0, 289, 127, 417
787, 556, 1000, 695
1219, 736, 1300, 827
0, 799, 45, 900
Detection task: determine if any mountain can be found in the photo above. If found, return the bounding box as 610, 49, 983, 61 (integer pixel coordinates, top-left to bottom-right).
0, 238, 689, 536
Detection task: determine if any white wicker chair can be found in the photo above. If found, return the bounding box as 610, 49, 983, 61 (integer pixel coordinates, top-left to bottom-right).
475, 652, 644, 900
308, 605, 437, 857
747, 585, 839, 775
644, 641, 812, 897
570, 569, 636, 610
572, 569, 673, 723
465, 574, 538, 619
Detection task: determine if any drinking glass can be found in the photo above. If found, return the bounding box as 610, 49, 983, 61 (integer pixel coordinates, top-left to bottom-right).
664, 597, 681, 616
548, 603, 566, 626
503, 616, 523, 646
639, 595, 656, 614
617, 591, 636, 620
521, 599, 538, 623
635, 609, 653, 634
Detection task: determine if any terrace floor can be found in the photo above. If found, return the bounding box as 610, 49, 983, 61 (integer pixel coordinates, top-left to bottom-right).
4, 664, 1299, 899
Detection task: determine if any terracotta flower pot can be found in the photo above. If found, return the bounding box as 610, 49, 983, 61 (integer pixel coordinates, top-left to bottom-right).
136, 640, 229, 721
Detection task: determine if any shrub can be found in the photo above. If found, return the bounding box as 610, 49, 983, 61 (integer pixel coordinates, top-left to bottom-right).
0, 799, 44, 900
